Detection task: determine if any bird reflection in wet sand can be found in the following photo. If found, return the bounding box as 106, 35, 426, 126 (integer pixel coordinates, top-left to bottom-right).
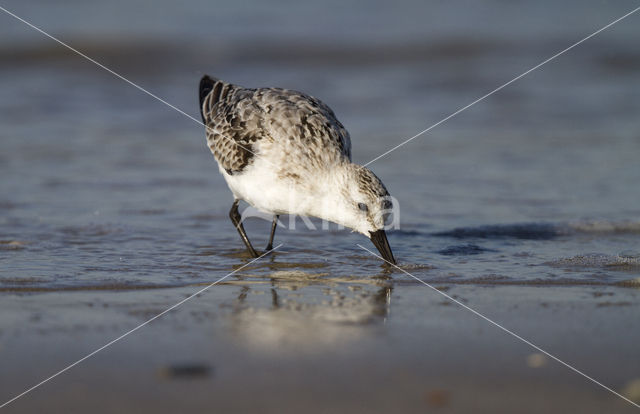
199, 76, 397, 264
227, 272, 393, 351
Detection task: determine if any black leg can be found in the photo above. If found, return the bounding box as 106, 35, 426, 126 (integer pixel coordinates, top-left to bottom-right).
229, 200, 259, 257
266, 215, 279, 251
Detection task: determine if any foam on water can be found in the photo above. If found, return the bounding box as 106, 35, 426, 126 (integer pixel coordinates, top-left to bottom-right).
567, 219, 640, 234
545, 253, 640, 269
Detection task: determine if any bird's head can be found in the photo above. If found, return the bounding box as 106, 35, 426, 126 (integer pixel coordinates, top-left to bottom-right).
323, 165, 396, 264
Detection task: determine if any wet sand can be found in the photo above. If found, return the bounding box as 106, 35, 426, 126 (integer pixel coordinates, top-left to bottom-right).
1, 275, 639, 413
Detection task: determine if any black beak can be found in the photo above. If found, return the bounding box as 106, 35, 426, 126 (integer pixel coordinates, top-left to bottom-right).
369, 229, 396, 265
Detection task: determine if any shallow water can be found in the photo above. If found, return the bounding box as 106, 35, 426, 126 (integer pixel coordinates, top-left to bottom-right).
1, 0, 640, 412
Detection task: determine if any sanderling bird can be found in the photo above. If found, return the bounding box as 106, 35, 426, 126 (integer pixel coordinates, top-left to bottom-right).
199, 75, 396, 264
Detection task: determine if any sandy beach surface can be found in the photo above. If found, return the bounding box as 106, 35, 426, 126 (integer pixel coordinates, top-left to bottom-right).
1, 277, 640, 413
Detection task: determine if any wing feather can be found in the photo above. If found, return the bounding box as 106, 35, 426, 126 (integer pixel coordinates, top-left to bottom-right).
199, 76, 351, 174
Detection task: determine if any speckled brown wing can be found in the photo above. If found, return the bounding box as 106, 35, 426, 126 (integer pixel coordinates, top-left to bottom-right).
199, 75, 352, 174
251, 87, 352, 165
200, 76, 264, 174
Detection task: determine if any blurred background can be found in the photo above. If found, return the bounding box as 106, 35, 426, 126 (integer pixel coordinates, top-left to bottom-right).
1, 1, 640, 413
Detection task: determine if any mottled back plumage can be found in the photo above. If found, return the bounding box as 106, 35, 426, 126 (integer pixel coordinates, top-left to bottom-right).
199, 76, 351, 175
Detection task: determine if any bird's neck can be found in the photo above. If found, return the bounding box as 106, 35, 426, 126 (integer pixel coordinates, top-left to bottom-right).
303, 162, 358, 227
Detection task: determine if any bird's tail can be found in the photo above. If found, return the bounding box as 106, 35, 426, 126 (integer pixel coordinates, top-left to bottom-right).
199, 75, 232, 123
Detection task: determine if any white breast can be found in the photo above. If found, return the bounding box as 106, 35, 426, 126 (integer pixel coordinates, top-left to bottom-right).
221, 156, 320, 216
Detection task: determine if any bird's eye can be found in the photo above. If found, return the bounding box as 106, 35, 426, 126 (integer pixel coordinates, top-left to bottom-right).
357, 203, 369, 212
